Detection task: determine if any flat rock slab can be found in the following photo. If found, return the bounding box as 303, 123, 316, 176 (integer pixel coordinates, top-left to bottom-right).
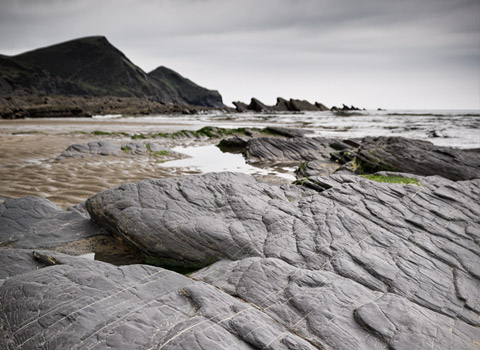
56, 140, 184, 160
86, 172, 480, 340
354, 136, 480, 181
0, 196, 105, 250
0, 249, 315, 350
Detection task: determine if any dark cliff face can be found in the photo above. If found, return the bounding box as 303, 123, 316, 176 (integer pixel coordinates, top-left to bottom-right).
0, 36, 224, 107
148, 66, 224, 108
0, 54, 86, 96
14, 36, 156, 98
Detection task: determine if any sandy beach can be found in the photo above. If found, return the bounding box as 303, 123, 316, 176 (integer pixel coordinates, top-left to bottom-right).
0, 119, 213, 208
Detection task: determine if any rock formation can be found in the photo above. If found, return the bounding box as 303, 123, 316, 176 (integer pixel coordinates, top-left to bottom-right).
315, 102, 329, 111
1, 170, 479, 349
247, 97, 271, 112
244, 137, 335, 164
56, 140, 184, 161
0, 249, 315, 349
81, 172, 479, 349
232, 101, 249, 113
0, 196, 104, 250
227, 132, 480, 181
328, 136, 480, 181
331, 104, 362, 111
288, 99, 320, 111
233, 97, 332, 113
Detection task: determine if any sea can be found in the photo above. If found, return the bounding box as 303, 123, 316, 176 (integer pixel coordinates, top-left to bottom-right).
95, 109, 480, 149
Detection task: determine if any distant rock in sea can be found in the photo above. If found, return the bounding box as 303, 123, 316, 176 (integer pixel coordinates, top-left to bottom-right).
233, 96, 334, 112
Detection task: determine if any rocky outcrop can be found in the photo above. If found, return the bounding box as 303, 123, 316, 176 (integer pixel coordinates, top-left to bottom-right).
288, 99, 320, 111
273, 97, 291, 111
329, 136, 480, 181
194, 257, 479, 350
264, 126, 313, 138
0, 95, 227, 119
356, 136, 480, 181
1, 171, 479, 349
248, 97, 271, 112
82, 172, 479, 349
0, 105, 91, 119
244, 137, 336, 164
85, 173, 310, 267
217, 127, 312, 153
0, 196, 143, 264
57, 141, 120, 159
233, 97, 331, 113
315, 102, 329, 111
331, 104, 362, 111
56, 140, 184, 161
232, 101, 249, 113
0, 196, 104, 250
217, 135, 250, 153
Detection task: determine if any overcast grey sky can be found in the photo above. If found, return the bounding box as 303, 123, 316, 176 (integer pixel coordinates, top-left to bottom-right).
0, 0, 479, 109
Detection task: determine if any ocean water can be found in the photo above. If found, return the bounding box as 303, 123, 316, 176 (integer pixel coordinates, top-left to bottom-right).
110, 109, 480, 149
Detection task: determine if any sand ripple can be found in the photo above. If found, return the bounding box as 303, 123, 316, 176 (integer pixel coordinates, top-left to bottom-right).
0, 134, 197, 208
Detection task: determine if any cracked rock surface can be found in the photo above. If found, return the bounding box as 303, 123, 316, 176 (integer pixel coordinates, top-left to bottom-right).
1, 171, 479, 349
84, 172, 480, 349
244, 137, 336, 164
0, 196, 105, 250
333, 136, 480, 181
56, 140, 183, 160
0, 249, 315, 350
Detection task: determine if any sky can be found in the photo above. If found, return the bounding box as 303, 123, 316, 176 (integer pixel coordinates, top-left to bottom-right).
0, 0, 479, 110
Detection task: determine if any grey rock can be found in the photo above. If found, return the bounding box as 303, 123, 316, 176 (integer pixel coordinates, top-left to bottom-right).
288, 99, 319, 112
264, 126, 313, 138
217, 135, 250, 153
355, 136, 480, 181
56, 140, 182, 160
244, 137, 336, 164
273, 97, 292, 111
67, 200, 90, 218
193, 257, 385, 350
233, 97, 330, 112
194, 256, 478, 350
0, 196, 105, 249
0, 249, 316, 350
296, 159, 342, 177
331, 104, 362, 111
314, 102, 329, 111
57, 140, 120, 159
85, 172, 480, 349
232, 101, 249, 113
0, 249, 49, 286
248, 98, 271, 112
354, 293, 478, 350
86, 172, 311, 267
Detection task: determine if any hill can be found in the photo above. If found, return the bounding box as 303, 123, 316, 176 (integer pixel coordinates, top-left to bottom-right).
0, 36, 223, 108
148, 66, 223, 108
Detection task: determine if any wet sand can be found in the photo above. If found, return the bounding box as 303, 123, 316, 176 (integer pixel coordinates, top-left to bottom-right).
0, 119, 209, 208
